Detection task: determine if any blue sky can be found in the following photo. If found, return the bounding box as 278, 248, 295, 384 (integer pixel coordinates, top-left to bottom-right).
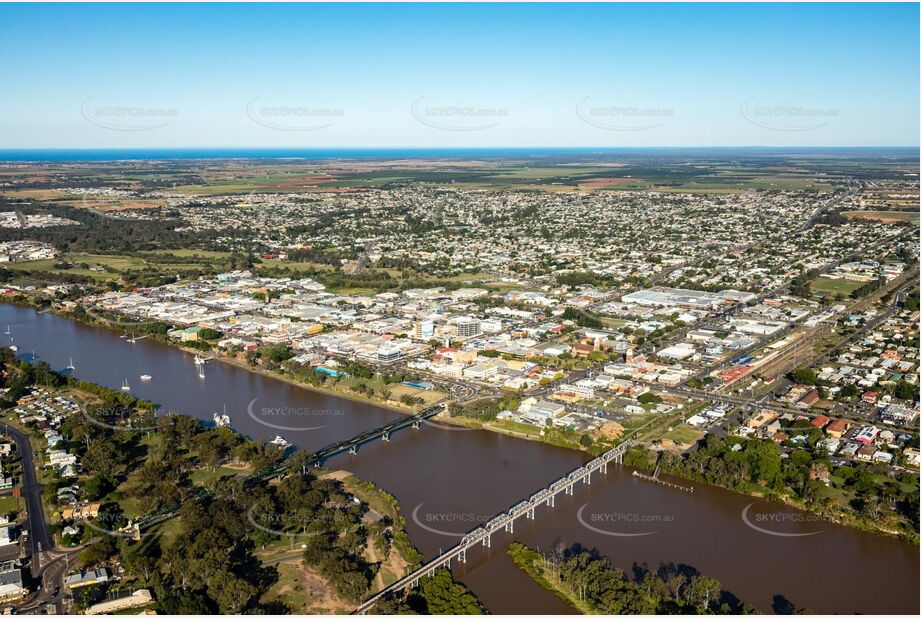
1, 2, 918, 148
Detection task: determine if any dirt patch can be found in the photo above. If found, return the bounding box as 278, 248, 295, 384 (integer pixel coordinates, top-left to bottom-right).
321, 469, 353, 482
262, 561, 352, 614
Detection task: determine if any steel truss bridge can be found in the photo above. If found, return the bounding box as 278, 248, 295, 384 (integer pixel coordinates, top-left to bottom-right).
137, 404, 447, 529
355, 439, 634, 614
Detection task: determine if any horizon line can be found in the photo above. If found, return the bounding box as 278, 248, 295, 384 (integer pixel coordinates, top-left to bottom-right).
1, 145, 918, 152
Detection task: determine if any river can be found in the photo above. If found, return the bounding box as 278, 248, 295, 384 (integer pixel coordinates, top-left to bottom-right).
2, 303, 918, 614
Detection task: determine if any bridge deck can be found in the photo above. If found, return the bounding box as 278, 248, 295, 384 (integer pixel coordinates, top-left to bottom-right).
354, 439, 632, 614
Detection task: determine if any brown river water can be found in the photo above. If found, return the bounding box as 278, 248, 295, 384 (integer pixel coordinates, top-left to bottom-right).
2, 304, 917, 614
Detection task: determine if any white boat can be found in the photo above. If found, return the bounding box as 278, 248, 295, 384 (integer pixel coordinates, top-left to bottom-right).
120, 379, 131, 391
213, 407, 231, 427
194, 355, 206, 365
66, 358, 75, 371
270, 435, 289, 447
139, 374, 152, 381
4, 325, 10, 335
8, 345, 17, 353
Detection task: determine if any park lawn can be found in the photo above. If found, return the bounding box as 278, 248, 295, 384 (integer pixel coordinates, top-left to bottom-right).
189, 465, 242, 488
663, 424, 705, 445
489, 419, 544, 437
4, 249, 242, 287
618, 413, 656, 432
254, 259, 335, 273
142, 248, 233, 259
2, 251, 209, 281
810, 277, 865, 296
387, 384, 445, 406
1, 258, 121, 281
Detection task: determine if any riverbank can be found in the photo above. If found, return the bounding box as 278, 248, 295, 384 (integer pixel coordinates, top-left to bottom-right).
507, 541, 760, 614
506, 543, 591, 614
24, 301, 604, 454
2, 300, 918, 614
0, 352, 433, 613
7, 300, 919, 545
642, 453, 920, 544
54, 302, 436, 415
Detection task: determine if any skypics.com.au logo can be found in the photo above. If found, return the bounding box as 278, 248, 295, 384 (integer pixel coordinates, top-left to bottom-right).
410, 503, 494, 538
576, 503, 673, 537
576, 97, 673, 132
246, 97, 344, 132
80, 97, 178, 132
246, 397, 343, 432
740, 503, 824, 538
740, 97, 838, 132
410, 97, 509, 132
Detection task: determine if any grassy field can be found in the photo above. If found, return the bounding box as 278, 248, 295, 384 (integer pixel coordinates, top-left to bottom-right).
255, 259, 335, 273
662, 423, 705, 445
387, 384, 446, 406
810, 276, 866, 296
143, 249, 233, 259
0, 494, 20, 518
844, 210, 920, 224
2, 253, 144, 280
3, 250, 232, 283
189, 465, 242, 488
259, 562, 316, 613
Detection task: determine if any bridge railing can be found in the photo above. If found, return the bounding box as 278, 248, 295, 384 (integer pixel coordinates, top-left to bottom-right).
355, 439, 633, 614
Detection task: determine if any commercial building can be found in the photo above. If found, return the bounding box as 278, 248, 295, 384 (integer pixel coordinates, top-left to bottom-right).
455, 317, 481, 338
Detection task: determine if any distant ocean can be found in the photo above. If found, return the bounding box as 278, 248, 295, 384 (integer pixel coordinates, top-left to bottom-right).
0, 147, 917, 162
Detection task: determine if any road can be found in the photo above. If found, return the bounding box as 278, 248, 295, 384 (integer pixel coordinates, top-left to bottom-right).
16, 549, 72, 613
0, 421, 52, 573
0, 421, 72, 613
